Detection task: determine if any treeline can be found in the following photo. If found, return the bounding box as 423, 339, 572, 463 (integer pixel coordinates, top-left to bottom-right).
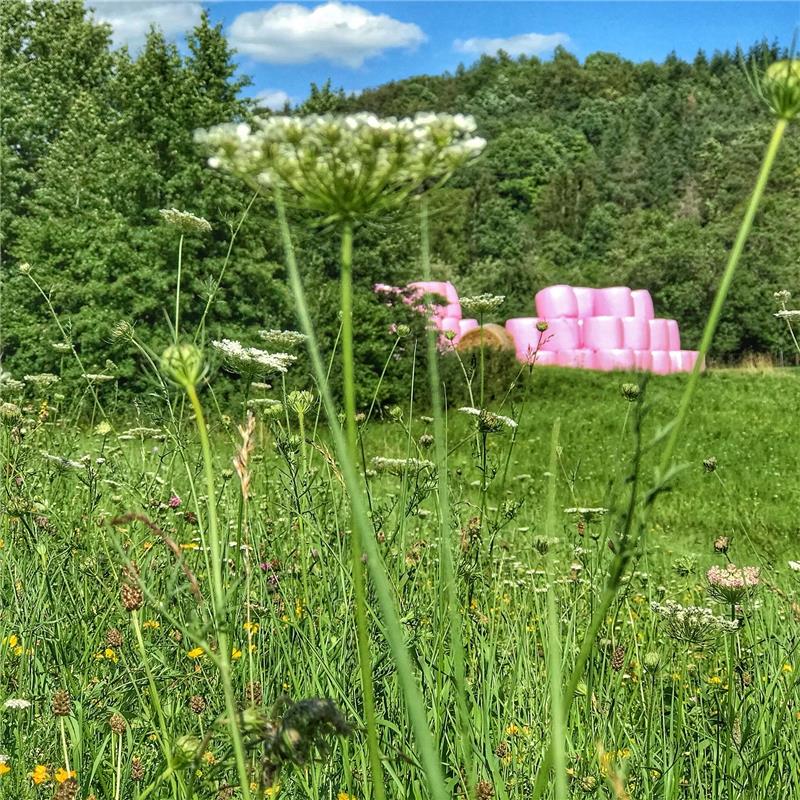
1, 0, 798, 404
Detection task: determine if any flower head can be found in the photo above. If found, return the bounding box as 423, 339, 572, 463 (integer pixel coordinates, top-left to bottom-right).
259, 329, 307, 349
212, 339, 295, 377
758, 59, 800, 120
459, 294, 505, 316
196, 113, 486, 222
159, 208, 212, 234
651, 600, 740, 645
371, 456, 435, 476
706, 563, 760, 604
459, 406, 517, 433
3, 698, 31, 710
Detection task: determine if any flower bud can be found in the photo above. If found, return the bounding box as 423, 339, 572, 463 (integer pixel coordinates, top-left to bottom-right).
160, 344, 204, 388
761, 60, 800, 120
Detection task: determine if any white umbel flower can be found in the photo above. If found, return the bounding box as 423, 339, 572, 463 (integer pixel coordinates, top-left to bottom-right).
212, 339, 296, 375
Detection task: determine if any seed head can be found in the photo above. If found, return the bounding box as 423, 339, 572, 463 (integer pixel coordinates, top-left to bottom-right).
160, 343, 205, 389
610, 645, 626, 672
245, 681, 263, 706
159, 208, 212, 234
109, 713, 127, 735
131, 756, 145, 782
54, 778, 79, 800
620, 383, 640, 402
476, 780, 495, 799
189, 695, 207, 715
106, 627, 123, 647
121, 582, 143, 612
703, 456, 717, 473
713, 535, 730, 554
52, 690, 71, 717
759, 59, 800, 120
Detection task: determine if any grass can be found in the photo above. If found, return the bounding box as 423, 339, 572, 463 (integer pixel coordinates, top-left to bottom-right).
2, 365, 800, 799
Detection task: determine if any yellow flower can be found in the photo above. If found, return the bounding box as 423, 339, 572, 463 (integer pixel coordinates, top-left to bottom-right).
243, 621, 259, 634
203, 751, 216, 765
783, 663, 793, 674
187, 647, 204, 659
0, 763, 10, 776
505, 723, 520, 736
142, 619, 161, 630
5, 635, 18, 649
231, 647, 242, 660
104, 648, 118, 663
266, 786, 281, 798
180, 542, 200, 551
30, 764, 49, 784
708, 675, 723, 686
54, 768, 76, 783
338, 793, 356, 800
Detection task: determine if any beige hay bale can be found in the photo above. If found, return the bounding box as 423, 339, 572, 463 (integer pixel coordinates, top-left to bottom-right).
456, 323, 514, 352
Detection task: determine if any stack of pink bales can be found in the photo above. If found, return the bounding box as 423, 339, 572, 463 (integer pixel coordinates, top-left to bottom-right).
405, 281, 700, 374
507, 285, 700, 373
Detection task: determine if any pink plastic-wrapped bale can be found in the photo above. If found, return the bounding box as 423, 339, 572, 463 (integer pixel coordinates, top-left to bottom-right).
650, 351, 672, 375
505, 318, 545, 363
505, 317, 541, 340
572, 287, 596, 319
594, 287, 634, 317
666, 319, 681, 351
535, 285, 578, 319
621, 317, 650, 350
633, 350, 653, 371
631, 289, 655, 320
442, 282, 460, 305
669, 351, 684, 372
556, 349, 594, 368
459, 319, 479, 336
582, 316, 624, 350
408, 281, 460, 318
539, 318, 581, 352
648, 319, 670, 351
438, 316, 461, 340
594, 349, 636, 371
680, 350, 702, 372
531, 350, 558, 366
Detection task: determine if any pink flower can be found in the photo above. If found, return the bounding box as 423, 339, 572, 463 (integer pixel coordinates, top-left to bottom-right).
168, 494, 182, 509
707, 563, 760, 603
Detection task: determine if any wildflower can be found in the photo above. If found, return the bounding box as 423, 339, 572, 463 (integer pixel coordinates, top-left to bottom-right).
703, 457, 718, 473
30, 764, 49, 784
459, 406, 517, 433
459, 294, 505, 316
54, 768, 76, 783
160, 343, 205, 388
81, 373, 115, 383
713, 536, 730, 554
142, 619, 160, 630
620, 383, 640, 402
564, 507, 608, 523
94, 421, 112, 436
418, 433, 434, 449
338, 793, 355, 800
0, 762, 9, 776
259, 329, 307, 348
212, 339, 295, 376
789, 561, 800, 571
758, 59, 800, 120
287, 390, 314, 416
782, 663, 793, 673
0, 402, 21, 420
23, 373, 59, 387
651, 600, 739, 644
371, 456, 435, 476
51, 341, 72, 353
196, 113, 486, 223
187, 647, 205, 659
643, 651, 660, 673
231, 647, 242, 660
52, 690, 71, 717
159, 208, 212, 234
109, 713, 127, 735
189, 695, 207, 714
706, 563, 760, 604
168, 494, 182, 509
131, 757, 145, 782
3, 698, 31, 710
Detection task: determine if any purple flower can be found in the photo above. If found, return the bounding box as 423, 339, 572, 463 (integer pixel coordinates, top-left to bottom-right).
168, 494, 182, 509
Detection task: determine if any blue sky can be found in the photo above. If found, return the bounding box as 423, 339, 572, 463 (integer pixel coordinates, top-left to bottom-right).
92, 2, 799, 107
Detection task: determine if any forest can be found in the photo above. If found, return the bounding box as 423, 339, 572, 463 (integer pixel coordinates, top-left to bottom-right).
2, 0, 798, 403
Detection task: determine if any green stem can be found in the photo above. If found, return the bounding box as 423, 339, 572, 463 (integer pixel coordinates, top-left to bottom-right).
175, 233, 184, 345
185, 384, 252, 800
657, 117, 788, 478
273, 189, 448, 800
340, 222, 386, 800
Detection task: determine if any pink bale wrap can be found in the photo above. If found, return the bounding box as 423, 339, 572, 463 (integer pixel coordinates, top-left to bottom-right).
631, 289, 655, 320
535, 285, 578, 319
666, 319, 681, 351
556, 349, 594, 368
650, 351, 672, 375
621, 317, 650, 350
634, 350, 653, 371
594, 287, 634, 317
595, 349, 636, 371
572, 287, 596, 319
582, 316, 624, 350
648, 319, 670, 351
539, 318, 581, 352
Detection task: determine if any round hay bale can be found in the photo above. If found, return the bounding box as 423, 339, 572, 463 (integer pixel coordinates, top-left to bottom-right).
456, 323, 514, 353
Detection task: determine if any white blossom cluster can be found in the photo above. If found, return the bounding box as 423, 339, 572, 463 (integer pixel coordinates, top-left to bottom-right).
651, 600, 740, 645
23, 373, 60, 387
159, 208, 212, 234
212, 338, 296, 375
195, 113, 486, 221
259, 329, 307, 348
371, 456, 435, 476
459, 406, 517, 433
460, 294, 506, 316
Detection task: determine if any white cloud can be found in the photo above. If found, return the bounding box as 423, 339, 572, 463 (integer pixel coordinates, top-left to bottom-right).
228, 2, 426, 68
253, 88, 293, 111
90, 2, 203, 50
454, 32, 571, 58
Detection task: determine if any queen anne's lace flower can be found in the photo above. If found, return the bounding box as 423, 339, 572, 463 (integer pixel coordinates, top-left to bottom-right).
212, 339, 296, 376
651, 600, 740, 644
258, 329, 307, 348
195, 113, 486, 222
159, 208, 212, 234
706, 563, 760, 604
371, 456, 435, 476
459, 294, 505, 316
459, 406, 517, 433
